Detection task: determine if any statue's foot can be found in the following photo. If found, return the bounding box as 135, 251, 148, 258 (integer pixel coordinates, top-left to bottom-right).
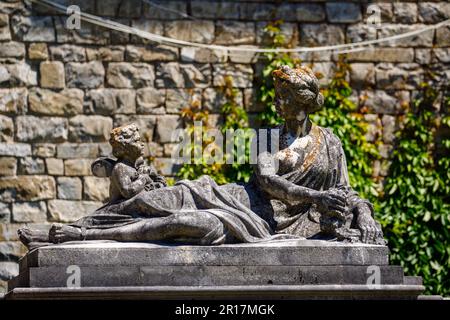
18, 227, 50, 246
49, 224, 83, 244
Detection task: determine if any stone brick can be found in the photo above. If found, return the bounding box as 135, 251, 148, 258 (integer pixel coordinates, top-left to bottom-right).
0, 175, 56, 202
433, 48, 450, 63
68, 115, 113, 142
378, 144, 393, 159
0, 143, 31, 157
0, 261, 18, 281
12, 201, 47, 223
362, 3, 393, 23
311, 62, 336, 86
293, 3, 326, 22
86, 46, 125, 62
130, 20, 164, 45
326, 2, 362, 23
66, 61, 105, 89
28, 43, 48, 60
0, 241, 27, 262
114, 115, 156, 142
64, 159, 92, 176
32, 144, 56, 158
363, 114, 381, 143
238, 3, 276, 20
0, 41, 25, 58
49, 45, 86, 62
54, 17, 109, 45
300, 24, 345, 46
47, 199, 102, 223
98, 143, 112, 157
0, 13, 11, 41
136, 88, 165, 115
57, 177, 82, 200
87, 89, 136, 115
360, 90, 409, 115
346, 24, 377, 43
393, 3, 418, 23
32, 0, 95, 15
96, 0, 141, 18
156, 115, 183, 143
228, 47, 258, 64
213, 64, 253, 88
18, 157, 45, 175
57, 143, 98, 159
165, 20, 215, 44
215, 21, 255, 45
110, 18, 130, 45
11, 15, 55, 42
107, 63, 155, 88
153, 158, 181, 176
142, 1, 187, 19
0, 157, 16, 176
0, 203, 10, 223
46, 158, 64, 176
126, 45, 179, 62
181, 47, 227, 64
5, 63, 37, 87
0, 65, 9, 85
375, 63, 422, 90
149, 142, 163, 158
415, 49, 432, 65
191, 1, 239, 19
29, 88, 84, 116
418, 2, 450, 23
0, 88, 27, 114
83, 176, 110, 202
16, 116, 68, 143
436, 26, 450, 47
166, 89, 202, 114
0, 115, 13, 142
382, 115, 397, 144
203, 88, 243, 113
350, 63, 375, 89
378, 24, 434, 48
244, 88, 265, 113
256, 22, 299, 46
347, 48, 414, 63
156, 63, 211, 88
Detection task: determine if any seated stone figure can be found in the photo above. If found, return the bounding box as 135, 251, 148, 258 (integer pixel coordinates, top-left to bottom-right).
18, 65, 385, 249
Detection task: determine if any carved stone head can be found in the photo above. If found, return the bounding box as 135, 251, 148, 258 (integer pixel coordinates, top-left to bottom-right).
272, 65, 324, 120
109, 123, 144, 160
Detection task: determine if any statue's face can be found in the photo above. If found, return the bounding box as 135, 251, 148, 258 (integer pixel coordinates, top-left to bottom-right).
126, 129, 144, 158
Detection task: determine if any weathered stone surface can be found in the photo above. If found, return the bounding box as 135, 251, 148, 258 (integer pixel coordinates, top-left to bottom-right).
350, 63, 375, 89
16, 116, 68, 143
0, 115, 13, 142
83, 177, 110, 202
57, 177, 82, 200
86, 46, 124, 62
47, 200, 102, 223
0, 176, 55, 202
165, 20, 215, 44
346, 23, 377, 43
418, 2, 450, 23
0, 88, 27, 114
156, 63, 211, 88
96, 0, 141, 18
166, 89, 201, 114
228, 47, 258, 64
0, 13, 11, 41
244, 88, 265, 113
64, 159, 92, 176
32, 144, 55, 158
45, 158, 64, 176
12, 201, 47, 223
28, 43, 48, 60
181, 47, 227, 64
57, 143, 98, 159
11, 15, 54, 42
436, 26, 450, 47
433, 48, 450, 63
378, 144, 393, 159
18, 157, 45, 175
382, 115, 397, 144
0, 203, 11, 222
0, 157, 16, 176
153, 157, 181, 176
376, 63, 422, 90
360, 90, 409, 115
393, 3, 418, 23
292, 3, 326, 22
5, 63, 37, 86
107, 63, 155, 88
191, 1, 239, 19
256, 22, 299, 46
155, 115, 183, 143
54, 17, 109, 45
126, 45, 178, 62
130, 20, 164, 45
49, 45, 86, 62
326, 2, 362, 23
363, 3, 393, 22
68, 115, 113, 142
114, 115, 156, 142
300, 24, 345, 46
87, 89, 136, 115
215, 21, 255, 45
0, 41, 25, 58
29, 88, 84, 116
0, 143, 31, 157
347, 48, 414, 63
238, 2, 276, 20
0, 262, 18, 280
136, 88, 165, 114
0, 241, 26, 261
378, 24, 434, 47
203, 88, 243, 113
66, 61, 105, 89
0, 65, 9, 84
213, 64, 253, 88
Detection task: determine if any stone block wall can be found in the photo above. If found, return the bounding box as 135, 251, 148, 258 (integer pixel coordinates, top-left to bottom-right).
0, 0, 449, 292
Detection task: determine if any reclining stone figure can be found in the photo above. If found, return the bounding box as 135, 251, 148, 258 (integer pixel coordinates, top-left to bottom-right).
18, 65, 385, 249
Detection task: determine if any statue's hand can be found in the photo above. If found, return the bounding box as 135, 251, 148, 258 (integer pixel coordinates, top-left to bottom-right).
314, 189, 347, 217
356, 204, 383, 244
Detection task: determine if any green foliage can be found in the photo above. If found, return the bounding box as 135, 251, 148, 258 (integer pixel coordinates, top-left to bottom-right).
379, 79, 450, 296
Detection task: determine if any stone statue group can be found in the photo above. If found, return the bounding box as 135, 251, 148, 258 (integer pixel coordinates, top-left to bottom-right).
18, 65, 385, 249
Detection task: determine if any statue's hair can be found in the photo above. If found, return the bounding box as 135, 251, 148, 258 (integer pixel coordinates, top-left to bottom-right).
109, 123, 140, 158
272, 65, 324, 114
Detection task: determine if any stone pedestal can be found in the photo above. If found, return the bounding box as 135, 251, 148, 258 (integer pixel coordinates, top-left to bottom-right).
5, 239, 425, 300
